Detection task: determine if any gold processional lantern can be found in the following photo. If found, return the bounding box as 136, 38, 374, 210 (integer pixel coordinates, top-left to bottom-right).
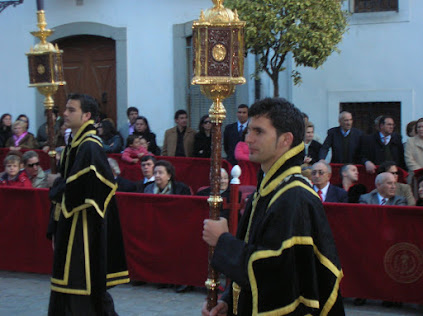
191, 0, 245, 311
26, 5, 66, 173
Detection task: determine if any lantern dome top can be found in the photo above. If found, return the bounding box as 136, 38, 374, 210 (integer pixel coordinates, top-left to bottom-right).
202, 0, 240, 23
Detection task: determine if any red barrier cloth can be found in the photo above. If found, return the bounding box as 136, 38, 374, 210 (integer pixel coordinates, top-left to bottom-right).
108, 154, 232, 194
115, 192, 209, 286
0, 187, 53, 273
325, 202, 423, 304
237, 160, 260, 186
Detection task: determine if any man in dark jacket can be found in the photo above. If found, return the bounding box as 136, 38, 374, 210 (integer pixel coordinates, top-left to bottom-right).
319, 111, 363, 163
223, 104, 249, 165
311, 160, 348, 203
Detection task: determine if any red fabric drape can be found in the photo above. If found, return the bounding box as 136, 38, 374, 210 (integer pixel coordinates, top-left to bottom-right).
1, 187, 423, 302
325, 202, 423, 303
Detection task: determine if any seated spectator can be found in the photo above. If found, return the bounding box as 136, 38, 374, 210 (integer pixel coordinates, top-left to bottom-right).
53, 119, 67, 150
0, 154, 31, 187
0, 113, 12, 148
416, 177, 423, 206
122, 135, 149, 164
127, 106, 139, 135
22, 151, 48, 188
193, 115, 212, 158
303, 122, 321, 165
144, 160, 191, 195
5, 120, 38, 150
98, 119, 123, 153
196, 168, 241, 220
17, 114, 30, 130
36, 107, 60, 150
136, 155, 156, 193
404, 118, 423, 180
339, 164, 367, 203
132, 116, 161, 155
311, 160, 348, 202
234, 128, 249, 162
301, 164, 312, 181
359, 172, 407, 206
107, 158, 136, 192
373, 161, 415, 206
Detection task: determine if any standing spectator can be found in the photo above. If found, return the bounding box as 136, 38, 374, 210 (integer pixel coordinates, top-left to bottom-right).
376, 161, 415, 206
319, 111, 363, 163
303, 122, 322, 165
193, 115, 212, 158
127, 106, 139, 135
22, 151, 48, 188
404, 118, 423, 176
136, 155, 156, 193
5, 120, 38, 150
0, 154, 32, 187
359, 172, 407, 206
162, 109, 195, 157
223, 104, 249, 165
97, 119, 123, 153
144, 160, 191, 195
311, 160, 348, 202
339, 164, 367, 203
360, 116, 405, 173
17, 114, 30, 130
47, 93, 128, 314
0, 113, 12, 147
132, 116, 161, 155
122, 135, 149, 164
406, 120, 417, 138
107, 157, 136, 192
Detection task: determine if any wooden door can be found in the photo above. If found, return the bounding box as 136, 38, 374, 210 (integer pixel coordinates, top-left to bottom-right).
53, 35, 117, 123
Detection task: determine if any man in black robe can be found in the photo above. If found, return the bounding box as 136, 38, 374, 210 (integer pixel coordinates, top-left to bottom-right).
202, 98, 344, 316
47, 93, 129, 315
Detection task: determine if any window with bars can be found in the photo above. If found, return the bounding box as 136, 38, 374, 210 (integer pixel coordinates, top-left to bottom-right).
354, 0, 398, 13
340, 101, 401, 135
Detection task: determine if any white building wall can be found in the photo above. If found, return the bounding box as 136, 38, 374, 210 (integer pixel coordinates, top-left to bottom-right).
286, 0, 422, 141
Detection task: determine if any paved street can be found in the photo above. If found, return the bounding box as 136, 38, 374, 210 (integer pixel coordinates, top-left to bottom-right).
0, 271, 422, 315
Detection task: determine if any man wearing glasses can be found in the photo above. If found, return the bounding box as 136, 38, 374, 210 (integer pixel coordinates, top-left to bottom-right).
311, 160, 348, 203
360, 116, 405, 174
22, 150, 48, 188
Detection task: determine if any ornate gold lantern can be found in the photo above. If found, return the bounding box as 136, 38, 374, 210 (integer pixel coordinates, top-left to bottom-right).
26, 7, 66, 172
191, 0, 245, 310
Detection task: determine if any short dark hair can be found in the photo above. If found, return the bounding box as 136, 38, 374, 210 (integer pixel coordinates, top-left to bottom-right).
126, 134, 138, 147
22, 151, 39, 165
340, 164, 354, 180
155, 160, 175, 181
127, 107, 139, 117
248, 97, 304, 147
141, 155, 156, 164
67, 93, 99, 121
379, 115, 394, 127
406, 120, 417, 137
377, 161, 397, 174
238, 104, 248, 110
174, 109, 187, 120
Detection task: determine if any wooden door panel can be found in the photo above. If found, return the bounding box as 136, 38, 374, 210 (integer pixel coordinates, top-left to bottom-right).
53, 35, 116, 122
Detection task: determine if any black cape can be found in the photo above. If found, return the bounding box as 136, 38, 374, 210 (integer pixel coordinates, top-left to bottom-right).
48, 121, 129, 299
212, 143, 345, 315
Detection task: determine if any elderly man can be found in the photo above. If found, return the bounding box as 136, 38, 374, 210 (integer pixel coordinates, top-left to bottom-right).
202, 98, 344, 316
359, 172, 407, 206
319, 111, 363, 164
136, 155, 156, 193
312, 160, 348, 203
22, 151, 48, 188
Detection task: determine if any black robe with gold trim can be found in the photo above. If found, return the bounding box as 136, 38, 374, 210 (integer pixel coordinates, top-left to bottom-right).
48, 121, 129, 300
212, 143, 345, 316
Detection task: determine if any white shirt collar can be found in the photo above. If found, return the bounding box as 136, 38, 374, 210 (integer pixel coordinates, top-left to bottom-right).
314, 182, 330, 201
144, 176, 155, 184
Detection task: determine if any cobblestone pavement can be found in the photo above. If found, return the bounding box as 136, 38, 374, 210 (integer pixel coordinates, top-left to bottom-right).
0, 271, 422, 316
